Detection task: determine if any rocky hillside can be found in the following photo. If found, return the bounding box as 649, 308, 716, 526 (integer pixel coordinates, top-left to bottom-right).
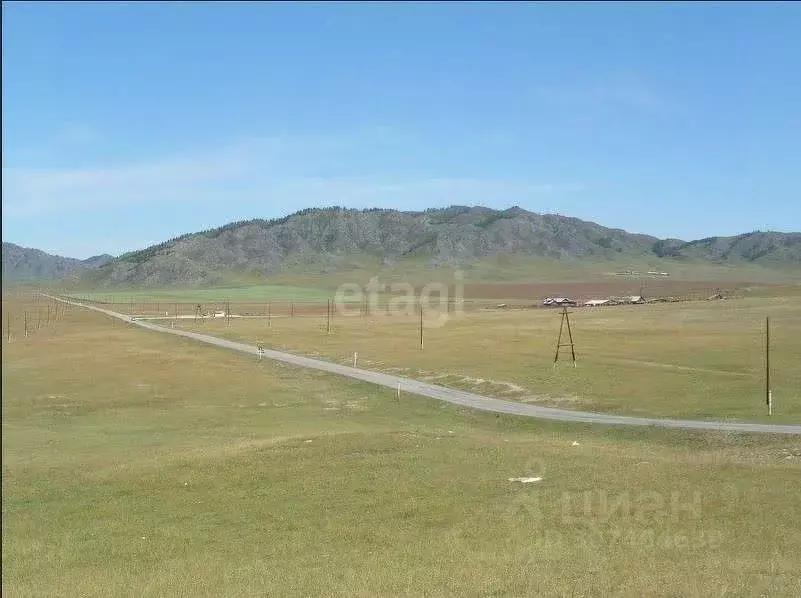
654, 232, 801, 265
1, 243, 113, 283
80, 206, 800, 286
80, 254, 115, 269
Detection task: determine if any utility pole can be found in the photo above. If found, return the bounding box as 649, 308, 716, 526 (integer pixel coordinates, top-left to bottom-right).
226, 301, 231, 327
6, 312, 11, 343
420, 301, 424, 350
553, 305, 577, 366
267, 302, 272, 328
766, 317, 772, 416
326, 299, 331, 334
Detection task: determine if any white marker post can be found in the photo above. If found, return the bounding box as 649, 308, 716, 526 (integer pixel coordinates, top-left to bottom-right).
353, 352, 358, 368
397, 383, 401, 401
766, 317, 772, 416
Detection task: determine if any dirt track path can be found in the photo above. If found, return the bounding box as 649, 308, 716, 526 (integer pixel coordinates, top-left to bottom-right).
48, 295, 801, 436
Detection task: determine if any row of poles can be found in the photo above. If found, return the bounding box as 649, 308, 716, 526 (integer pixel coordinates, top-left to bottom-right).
5, 293, 779, 415
66, 297, 777, 396
73, 296, 465, 316
42, 293, 778, 414
4, 298, 70, 342
324, 298, 426, 348
162, 299, 778, 415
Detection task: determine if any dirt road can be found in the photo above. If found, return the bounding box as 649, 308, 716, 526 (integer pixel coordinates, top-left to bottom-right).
47, 295, 801, 435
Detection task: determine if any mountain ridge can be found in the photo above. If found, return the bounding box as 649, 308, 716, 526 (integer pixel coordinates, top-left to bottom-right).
4, 206, 800, 286
1, 242, 115, 283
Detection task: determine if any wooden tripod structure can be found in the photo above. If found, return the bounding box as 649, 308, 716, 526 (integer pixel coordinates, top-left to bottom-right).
553, 305, 577, 367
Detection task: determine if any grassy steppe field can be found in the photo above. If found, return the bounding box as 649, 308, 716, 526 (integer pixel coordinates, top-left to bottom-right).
185, 254, 801, 288
66, 284, 336, 304
166, 296, 801, 424
56, 252, 801, 304
3, 296, 801, 596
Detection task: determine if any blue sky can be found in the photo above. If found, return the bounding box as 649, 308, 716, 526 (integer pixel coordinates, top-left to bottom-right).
3, 2, 800, 259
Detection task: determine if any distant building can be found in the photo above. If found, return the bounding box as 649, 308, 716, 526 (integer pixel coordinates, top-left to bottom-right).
606, 295, 646, 306
584, 299, 611, 307
543, 297, 577, 307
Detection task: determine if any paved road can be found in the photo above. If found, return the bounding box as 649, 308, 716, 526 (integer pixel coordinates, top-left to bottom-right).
47, 295, 801, 435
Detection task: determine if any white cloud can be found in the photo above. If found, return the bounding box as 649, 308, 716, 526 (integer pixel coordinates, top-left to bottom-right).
2, 139, 272, 216
7, 123, 108, 164
2, 131, 588, 218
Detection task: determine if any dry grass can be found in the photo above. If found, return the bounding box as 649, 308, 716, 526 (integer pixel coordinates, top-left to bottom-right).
171, 295, 801, 423
3, 296, 801, 596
